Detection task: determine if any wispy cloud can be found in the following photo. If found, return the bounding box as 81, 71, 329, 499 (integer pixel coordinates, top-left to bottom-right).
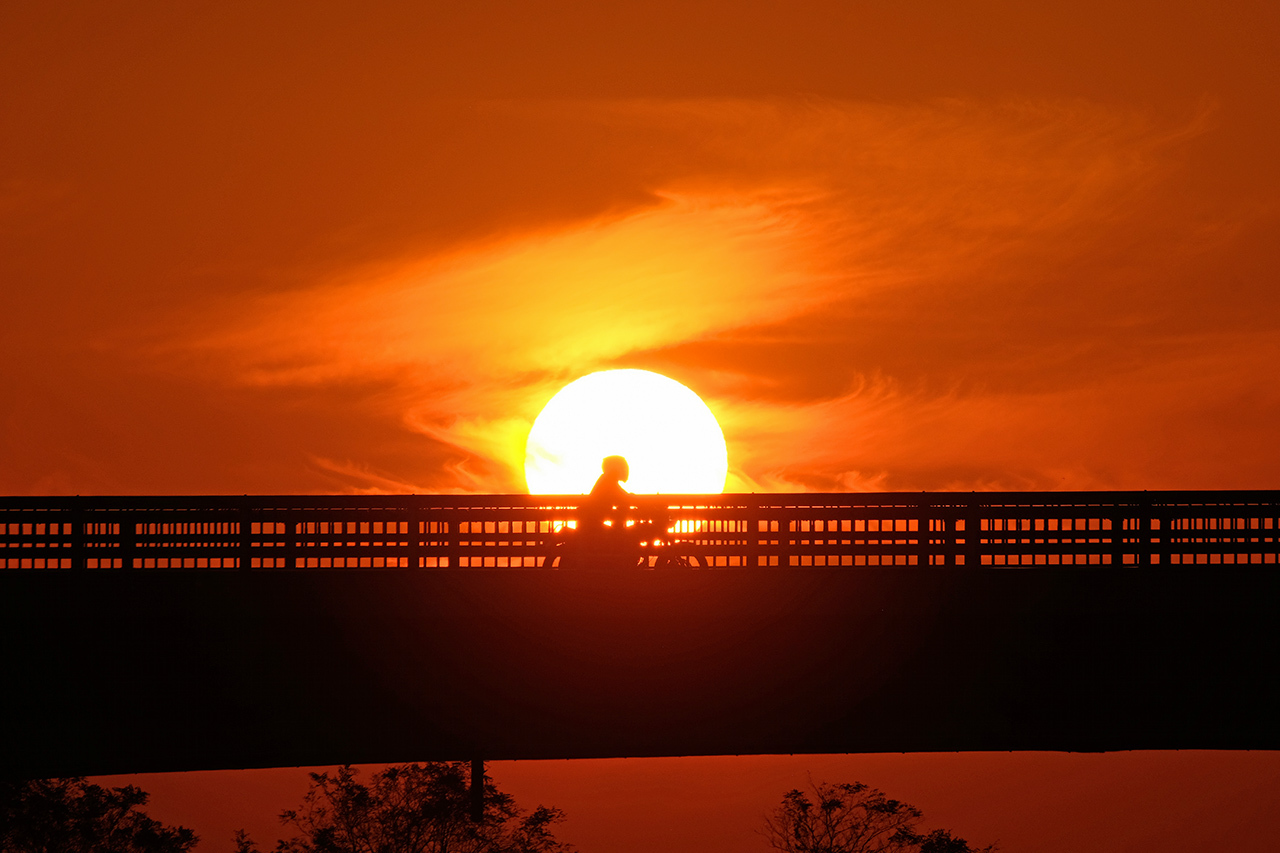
153, 96, 1272, 493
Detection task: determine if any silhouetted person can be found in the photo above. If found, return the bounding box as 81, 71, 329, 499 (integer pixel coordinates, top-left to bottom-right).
581, 455, 631, 531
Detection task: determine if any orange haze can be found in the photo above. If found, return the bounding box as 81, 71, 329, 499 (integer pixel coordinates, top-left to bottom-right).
4, 2, 1279, 495
7, 2, 1280, 852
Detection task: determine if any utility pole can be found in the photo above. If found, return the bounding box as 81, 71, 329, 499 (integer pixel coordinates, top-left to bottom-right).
470, 758, 484, 822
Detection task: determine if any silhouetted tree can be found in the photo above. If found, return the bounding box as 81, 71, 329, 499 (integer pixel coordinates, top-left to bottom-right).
234, 762, 573, 853
762, 781, 995, 853
0, 776, 197, 853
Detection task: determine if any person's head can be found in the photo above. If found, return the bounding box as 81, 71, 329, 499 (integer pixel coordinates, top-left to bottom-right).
601, 455, 629, 483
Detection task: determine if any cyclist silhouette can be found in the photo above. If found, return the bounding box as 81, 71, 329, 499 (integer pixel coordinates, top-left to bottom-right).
580, 455, 631, 531
541, 455, 693, 570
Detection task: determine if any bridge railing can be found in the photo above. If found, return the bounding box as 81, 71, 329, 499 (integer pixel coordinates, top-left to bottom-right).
2, 492, 1278, 570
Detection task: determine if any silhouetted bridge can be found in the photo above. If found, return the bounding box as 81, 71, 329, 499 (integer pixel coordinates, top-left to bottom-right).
2, 491, 1278, 779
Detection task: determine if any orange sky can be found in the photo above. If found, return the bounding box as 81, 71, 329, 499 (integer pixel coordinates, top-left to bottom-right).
4, 1, 1279, 495
8, 2, 1280, 851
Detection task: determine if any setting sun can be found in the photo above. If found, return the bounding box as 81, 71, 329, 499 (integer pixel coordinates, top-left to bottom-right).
524, 369, 728, 494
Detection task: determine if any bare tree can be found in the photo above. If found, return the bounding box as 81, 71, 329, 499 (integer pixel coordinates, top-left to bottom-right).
235, 763, 572, 853
762, 781, 995, 853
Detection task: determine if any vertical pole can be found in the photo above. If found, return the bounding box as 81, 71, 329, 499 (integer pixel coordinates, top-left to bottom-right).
239, 502, 254, 571
445, 510, 461, 570
70, 498, 86, 571
964, 494, 981, 568
118, 510, 136, 569
285, 511, 298, 569
916, 495, 929, 568
746, 499, 761, 569
470, 758, 484, 822
1138, 493, 1152, 567
409, 503, 423, 570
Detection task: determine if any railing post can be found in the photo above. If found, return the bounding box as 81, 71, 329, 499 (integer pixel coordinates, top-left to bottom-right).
746, 498, 762, 569
964, 495, 982, 568
285, 511, 299, 569
239, 502, 254, 571
408, 501, 422, 569
70, 499, 86, 571
118, 509, 136, 570
444, 509, 462, 570
916, 495, 930, 567
1138, 493, 1152, 567
1108, 513, 1121, 567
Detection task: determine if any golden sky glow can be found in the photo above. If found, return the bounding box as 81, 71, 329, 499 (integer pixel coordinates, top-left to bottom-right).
525, 369, 728, 494
2, 2, 1278, 500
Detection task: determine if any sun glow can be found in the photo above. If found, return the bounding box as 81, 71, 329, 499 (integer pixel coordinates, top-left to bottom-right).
525, 369, 728, 494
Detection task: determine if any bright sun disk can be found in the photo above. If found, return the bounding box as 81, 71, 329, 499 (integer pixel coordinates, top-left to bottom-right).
525, 369, 728, 494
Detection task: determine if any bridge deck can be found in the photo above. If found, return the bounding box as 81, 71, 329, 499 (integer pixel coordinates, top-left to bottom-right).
4, 491, 1278, 778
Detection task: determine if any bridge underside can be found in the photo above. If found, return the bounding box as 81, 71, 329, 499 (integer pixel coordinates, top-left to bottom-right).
2, 562, 1278, 779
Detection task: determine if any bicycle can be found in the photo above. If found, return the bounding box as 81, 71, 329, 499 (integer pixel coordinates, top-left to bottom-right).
539, 506, 697, 570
